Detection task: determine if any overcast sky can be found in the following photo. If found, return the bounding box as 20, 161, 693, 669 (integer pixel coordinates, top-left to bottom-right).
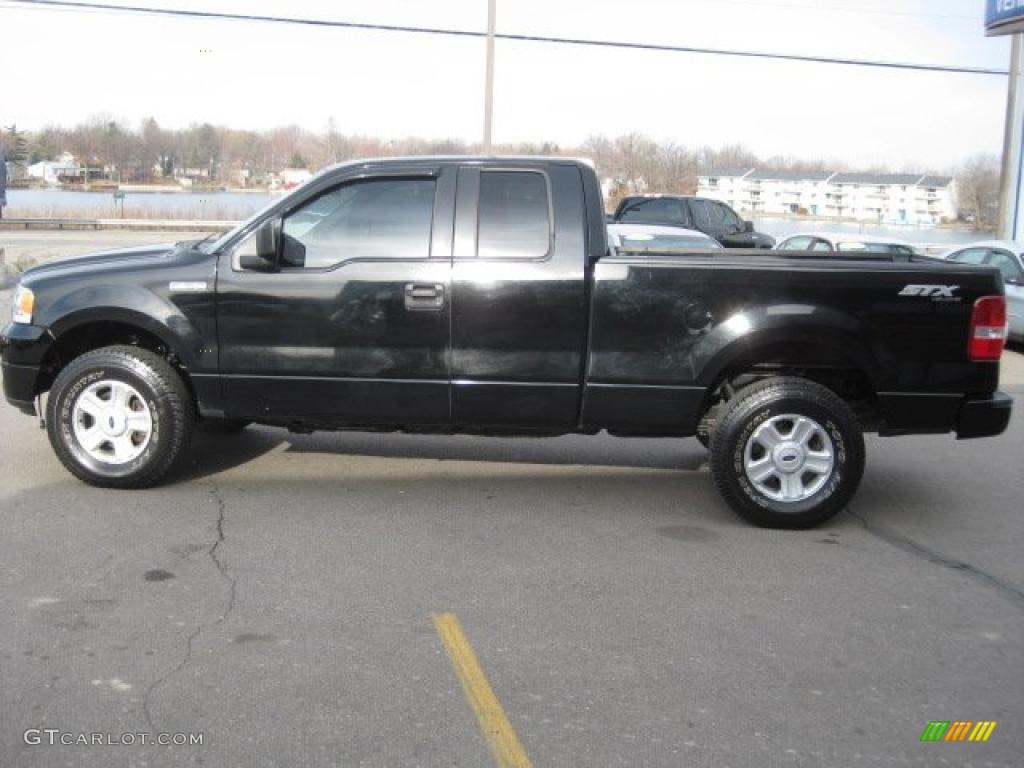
0, 0, 1013, 169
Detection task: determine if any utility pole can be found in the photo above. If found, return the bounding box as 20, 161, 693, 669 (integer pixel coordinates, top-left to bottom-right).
483, 0, 496, 153
998, 34, 1024, 240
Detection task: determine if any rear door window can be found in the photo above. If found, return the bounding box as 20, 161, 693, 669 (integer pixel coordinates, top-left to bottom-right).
477, 171, 551, 258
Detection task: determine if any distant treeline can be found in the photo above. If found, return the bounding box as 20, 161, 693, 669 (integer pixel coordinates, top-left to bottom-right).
0, 117, 1000, 222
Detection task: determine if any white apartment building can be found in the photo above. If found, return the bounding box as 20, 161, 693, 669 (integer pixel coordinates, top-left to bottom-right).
697, 169, 957, 225
828, 173, 956, 225
696, 168, 753, 210
743, 170, 835, 216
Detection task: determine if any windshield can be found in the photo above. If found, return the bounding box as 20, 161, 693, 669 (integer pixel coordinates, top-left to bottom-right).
206, 193, 289, 253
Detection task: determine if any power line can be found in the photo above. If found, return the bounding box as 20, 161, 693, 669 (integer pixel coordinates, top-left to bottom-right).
680, 0, 976, 21
3, 0, 1009, 76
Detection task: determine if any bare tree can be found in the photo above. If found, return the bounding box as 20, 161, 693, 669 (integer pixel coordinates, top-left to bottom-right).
955, 154, 1000, 227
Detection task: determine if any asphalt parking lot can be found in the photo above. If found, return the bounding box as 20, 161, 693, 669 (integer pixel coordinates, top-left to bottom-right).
1, 233, 1022, 767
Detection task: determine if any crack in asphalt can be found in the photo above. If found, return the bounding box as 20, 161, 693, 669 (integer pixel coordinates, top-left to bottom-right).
846, 506, 1024, 609
143, 480, 237, 731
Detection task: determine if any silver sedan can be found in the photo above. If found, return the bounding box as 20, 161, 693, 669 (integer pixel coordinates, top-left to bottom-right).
775, 232, 919, 255
944, 240, 1024, 342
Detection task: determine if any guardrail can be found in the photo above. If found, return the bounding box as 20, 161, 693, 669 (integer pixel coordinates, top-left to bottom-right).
0, 218, 239, 232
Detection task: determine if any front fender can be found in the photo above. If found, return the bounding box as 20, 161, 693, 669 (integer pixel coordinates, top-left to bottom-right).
44, 287, 203, 371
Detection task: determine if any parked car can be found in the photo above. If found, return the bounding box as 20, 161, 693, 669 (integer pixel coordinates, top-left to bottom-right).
944, 241, 1024, 342
775, 233, 919, 255
0, 157, 1011, 528
608, 223, 722, 253
612, 195, 776, 249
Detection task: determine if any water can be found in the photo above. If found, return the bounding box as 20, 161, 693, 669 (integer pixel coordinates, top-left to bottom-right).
4, 190, 992, 247
754, 216, 991, 247
5, 189, 275, 220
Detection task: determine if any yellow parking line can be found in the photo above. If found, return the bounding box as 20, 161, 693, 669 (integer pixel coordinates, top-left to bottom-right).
432, 612, 533, 768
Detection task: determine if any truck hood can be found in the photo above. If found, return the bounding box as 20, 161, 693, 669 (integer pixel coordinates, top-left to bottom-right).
19, 242, 184, 282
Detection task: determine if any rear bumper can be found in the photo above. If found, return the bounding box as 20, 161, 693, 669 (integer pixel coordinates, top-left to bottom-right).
955, 391, 1013, 439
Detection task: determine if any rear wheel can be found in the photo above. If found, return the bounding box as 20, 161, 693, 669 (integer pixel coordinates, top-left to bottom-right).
709, 377, 865, 528
46, 345, 194, 488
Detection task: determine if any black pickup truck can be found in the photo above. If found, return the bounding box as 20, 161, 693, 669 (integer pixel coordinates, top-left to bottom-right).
0, 157, 1012, 528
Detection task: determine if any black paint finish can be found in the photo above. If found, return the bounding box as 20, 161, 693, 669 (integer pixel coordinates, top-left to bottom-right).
1, 156, 1011, 441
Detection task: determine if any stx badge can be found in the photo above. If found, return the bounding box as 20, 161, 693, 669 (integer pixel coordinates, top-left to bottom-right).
899, 284, 960, 298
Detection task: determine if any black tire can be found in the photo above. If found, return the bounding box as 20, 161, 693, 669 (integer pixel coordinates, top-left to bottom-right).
46, 345, 194, 488
198, 418, 251, 434
709, 377, 865, 529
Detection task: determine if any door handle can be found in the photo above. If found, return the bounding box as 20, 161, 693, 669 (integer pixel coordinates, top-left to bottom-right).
404, 283, 445, 311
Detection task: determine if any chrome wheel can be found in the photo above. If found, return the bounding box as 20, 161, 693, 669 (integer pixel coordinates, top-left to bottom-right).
71, 380, 153, 465
743, 414, 834, 503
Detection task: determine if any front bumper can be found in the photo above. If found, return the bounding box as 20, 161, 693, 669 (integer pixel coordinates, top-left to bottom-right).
1, 361, 40, 414
955, 391, 1013, 439
1, 322, 52, 415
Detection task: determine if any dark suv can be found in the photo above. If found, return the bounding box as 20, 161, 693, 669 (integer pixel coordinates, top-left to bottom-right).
613, 195, 776, 249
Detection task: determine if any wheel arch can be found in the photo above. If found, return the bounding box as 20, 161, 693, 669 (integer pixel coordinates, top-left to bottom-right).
37, 310, 198, 408
692, 305, 884, 427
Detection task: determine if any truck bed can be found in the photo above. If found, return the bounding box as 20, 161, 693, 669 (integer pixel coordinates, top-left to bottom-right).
582, 248, 1003, 436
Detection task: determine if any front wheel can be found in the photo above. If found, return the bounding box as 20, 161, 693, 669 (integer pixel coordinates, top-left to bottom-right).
709, 377, 865, 528
46, 345, 194, 488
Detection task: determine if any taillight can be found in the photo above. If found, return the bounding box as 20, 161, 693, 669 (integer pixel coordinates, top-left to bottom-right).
968, 295, 1007, 361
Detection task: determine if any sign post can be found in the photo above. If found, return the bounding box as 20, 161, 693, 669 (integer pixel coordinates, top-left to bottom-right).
997, 35, 1023, 240
483, 0, 496, 153
988, 2, 1024, 240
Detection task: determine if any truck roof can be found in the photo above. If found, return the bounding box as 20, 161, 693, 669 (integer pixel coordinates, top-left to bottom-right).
318, 155, 596, 174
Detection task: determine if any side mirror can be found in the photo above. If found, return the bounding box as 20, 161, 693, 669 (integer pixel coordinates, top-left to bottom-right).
238, 218, 281, 272
743, 220, 754, 233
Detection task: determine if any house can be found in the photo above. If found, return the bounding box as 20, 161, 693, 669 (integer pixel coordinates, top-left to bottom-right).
270, 168, 313, 190
27, 152, 81, 185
